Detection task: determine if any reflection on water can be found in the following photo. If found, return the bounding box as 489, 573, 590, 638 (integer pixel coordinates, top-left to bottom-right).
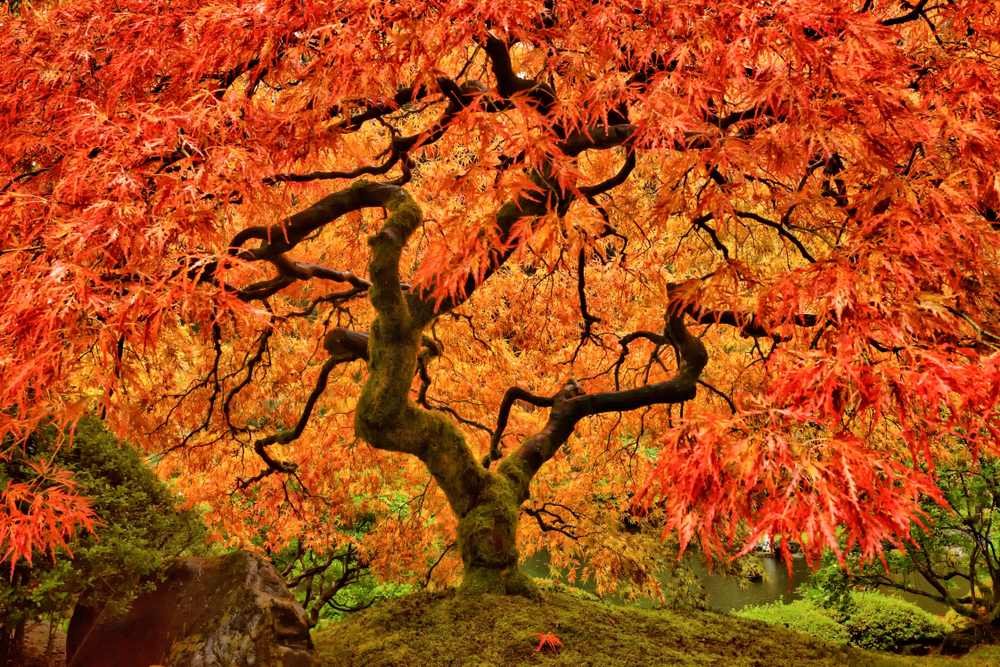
694, 556, 956, 615
689, 556, 812, 612
523, 550, 955, 615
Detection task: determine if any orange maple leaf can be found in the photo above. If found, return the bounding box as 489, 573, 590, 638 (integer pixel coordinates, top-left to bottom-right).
531, 631, 563, 652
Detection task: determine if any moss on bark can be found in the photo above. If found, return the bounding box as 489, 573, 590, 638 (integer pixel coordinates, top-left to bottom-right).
456, 475, 538, 598
354, 184, 543, 598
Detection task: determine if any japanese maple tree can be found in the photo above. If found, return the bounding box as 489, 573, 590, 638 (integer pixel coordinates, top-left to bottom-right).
2, 0, 1000, 600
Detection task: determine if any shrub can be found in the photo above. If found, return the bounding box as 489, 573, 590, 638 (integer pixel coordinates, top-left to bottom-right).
943, 608, 973, 630
736, 593, 950, 651
0, 414, 205, 664
736, 600, 850, 645
843, 592, 950, 651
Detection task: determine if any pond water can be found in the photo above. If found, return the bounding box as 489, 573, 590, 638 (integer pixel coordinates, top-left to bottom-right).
523, 550, 956, 615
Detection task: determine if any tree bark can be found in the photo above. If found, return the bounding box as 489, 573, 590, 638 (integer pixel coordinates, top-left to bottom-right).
0, 566, 29, 667
350, 182, 542, 596
455, 473, 537, 597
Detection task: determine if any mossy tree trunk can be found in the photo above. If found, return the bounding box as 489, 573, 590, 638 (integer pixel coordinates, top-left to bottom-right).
338, 182, 708, 597
348, 184, 542, 596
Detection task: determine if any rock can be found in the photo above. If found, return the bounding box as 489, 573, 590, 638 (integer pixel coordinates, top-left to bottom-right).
899, 644, 930, 656
939, 621, 1000, 656
67, 551, 318, 667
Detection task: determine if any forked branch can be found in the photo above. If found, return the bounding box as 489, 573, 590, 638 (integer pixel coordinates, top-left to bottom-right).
500, 289, 709, 502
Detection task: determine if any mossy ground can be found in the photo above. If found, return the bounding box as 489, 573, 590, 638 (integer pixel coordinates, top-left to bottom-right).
311, 589, 1000, 667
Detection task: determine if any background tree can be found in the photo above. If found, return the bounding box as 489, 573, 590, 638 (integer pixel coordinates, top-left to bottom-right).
0, 414, 205, 667
274, 539, 376, 628
2, 1, 1000, 599
808, 452, 1000, 625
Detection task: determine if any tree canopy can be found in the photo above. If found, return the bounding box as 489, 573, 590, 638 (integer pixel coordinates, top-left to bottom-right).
2, 0, 999, 597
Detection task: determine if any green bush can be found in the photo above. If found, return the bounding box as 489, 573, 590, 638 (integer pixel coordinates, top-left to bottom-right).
843, 592, 950, 651
1, 414, 206, 662
736, 592, 950, 651
736, 599, 850, 645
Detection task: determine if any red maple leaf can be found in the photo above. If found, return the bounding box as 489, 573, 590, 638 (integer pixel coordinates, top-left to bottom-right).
531, 631, 563, 652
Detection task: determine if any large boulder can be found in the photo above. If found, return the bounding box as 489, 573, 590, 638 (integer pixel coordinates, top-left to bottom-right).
67, 551, 318, 667
939, 620, 1000, 656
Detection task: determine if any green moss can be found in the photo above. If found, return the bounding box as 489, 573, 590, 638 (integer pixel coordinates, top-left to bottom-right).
497, 456, 532, 503
419, 411, 484, 485
313, 590, 997, 667
453, 474, 539, 598
459, 566, 539, 599
386, 195, 422, 236
534, 578, 602, 603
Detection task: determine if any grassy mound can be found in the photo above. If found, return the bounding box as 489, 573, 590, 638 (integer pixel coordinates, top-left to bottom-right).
310, 589, 1000, 666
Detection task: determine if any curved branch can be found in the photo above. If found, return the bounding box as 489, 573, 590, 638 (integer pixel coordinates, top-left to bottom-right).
613, 330, 667, 391
715, 105, 769, 131
378, 78, 510, 158
265, 148, 402, 184
330, 83, 433, 130
268, 256, 372, 286
228, 180, 409, 261
502, 291, 709, 501
414, 337, 491, 435
567, 247, 601, 362
237, 275, 295, 302
322, 327, 369, 363
237, 258, 372, 303
223, 326, 274, 432
559, 124, 636, 157
579, 150, 636, 198
692, 213, 730, 259
698, 379, 736, 414
683, 304, 819, 339
734, 210, 816, 263
253, 355, 339, 451
482, 33, 540, 97
883, 0, 931, 26
422, 543, 456, 589
486, 387, 556, 467
2, 166, 51, 194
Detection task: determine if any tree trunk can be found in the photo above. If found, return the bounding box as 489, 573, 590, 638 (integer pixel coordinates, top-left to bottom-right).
0, 617, 26, 667
0, 565, 29, 667
455, 474, 537, 597
350, 185, 703, 599
350, 185, 541, 598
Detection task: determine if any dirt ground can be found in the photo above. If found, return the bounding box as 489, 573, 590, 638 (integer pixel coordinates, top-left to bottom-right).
21, 622, 67, 667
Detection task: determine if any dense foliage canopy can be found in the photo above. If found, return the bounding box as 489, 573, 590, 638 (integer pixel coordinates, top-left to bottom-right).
2, 0, 1000, 597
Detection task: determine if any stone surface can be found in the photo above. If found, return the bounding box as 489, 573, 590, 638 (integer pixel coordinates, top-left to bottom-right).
939, 621, 1000, 656
899, 643, 930, 656
67, 551, 318, 667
